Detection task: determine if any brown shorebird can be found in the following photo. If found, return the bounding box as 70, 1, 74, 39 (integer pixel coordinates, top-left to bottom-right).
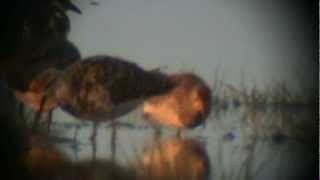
14, 68, 60, 126
143, 73, 212, 136
4, 40, 80, 132
55, 55, 175, 143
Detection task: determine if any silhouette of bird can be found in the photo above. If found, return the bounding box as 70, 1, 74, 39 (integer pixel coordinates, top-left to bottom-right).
14, 68, 60, 112
143, 73, 212, 136
4, 40, 81, 132
55, 55, 175, 140
142, 137, 210, 180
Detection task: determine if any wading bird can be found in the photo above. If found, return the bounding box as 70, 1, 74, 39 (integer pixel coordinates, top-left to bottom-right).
55, 55, 175, 142
143, 73, 212, 136
4, 40, 80, 132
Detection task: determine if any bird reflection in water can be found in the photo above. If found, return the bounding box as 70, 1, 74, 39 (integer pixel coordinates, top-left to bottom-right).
140, 137, 210, 180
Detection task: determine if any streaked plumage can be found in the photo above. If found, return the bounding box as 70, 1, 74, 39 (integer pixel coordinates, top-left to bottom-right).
13, 40, 80, 112
56, 55, 175, 121
4, 40, 80, 132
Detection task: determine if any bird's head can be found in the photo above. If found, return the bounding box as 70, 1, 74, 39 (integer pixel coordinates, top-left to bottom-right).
191, 83, 212, 124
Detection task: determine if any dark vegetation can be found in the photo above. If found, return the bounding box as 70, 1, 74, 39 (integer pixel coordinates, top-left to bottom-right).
0, 0, 81, 179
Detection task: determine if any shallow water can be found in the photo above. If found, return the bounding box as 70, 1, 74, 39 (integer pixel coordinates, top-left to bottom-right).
37, 104, 316, 180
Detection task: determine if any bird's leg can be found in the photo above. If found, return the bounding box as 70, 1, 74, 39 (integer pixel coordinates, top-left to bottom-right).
32, 95, 47, 134
73, 125, 80, 141
90, 122, 98, 161
143, 113, 162, 140
111, 118, 117, 162
176, 129, 182, 138
18, 102, 24, 121
46, 110, 53, 133
154, 126, 162, 141
72, 125, 81, 161
32, 111, 42, 134
91, 135, 97, 162
18, 102, 27, 128
90, 121, 98, 142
